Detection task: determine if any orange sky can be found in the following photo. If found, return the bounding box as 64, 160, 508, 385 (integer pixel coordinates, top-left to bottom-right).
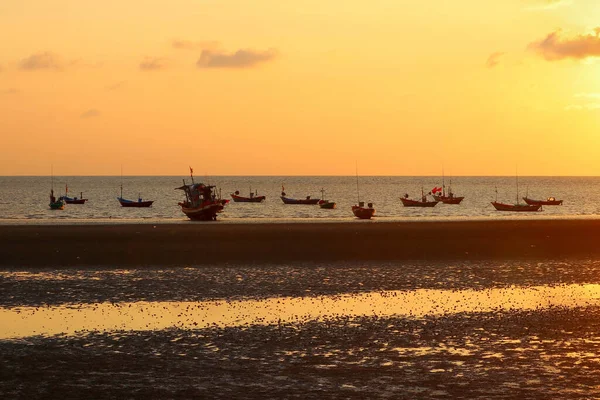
1, 0, 599, 176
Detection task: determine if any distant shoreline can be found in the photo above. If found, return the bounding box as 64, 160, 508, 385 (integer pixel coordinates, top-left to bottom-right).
3, 219, 600, 267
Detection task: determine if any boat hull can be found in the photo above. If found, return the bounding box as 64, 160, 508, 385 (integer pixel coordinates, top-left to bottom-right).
352, 205, 375, 219
63, 198, 87, 204
281, 196, 320, 205
49, 201, 65, 210
433, 195, 464, 205
523, 197, 563, 206
400, 198, 439, 207
118, 197, 154, 208
319, 201, 336, 209
181, 203, 224, 221
491, 202, 542, 212
231, 194, 265, 203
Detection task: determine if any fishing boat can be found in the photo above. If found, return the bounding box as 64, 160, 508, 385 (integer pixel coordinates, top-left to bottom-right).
318, 188, 336, 209
230, 188, 265, 203
176, 168, 224, 221
49, 189, 65, 210
351, 164, 375, 219
491, 175, 542, 212
352, 202, 375, 219
117, 168, 154, 207
523, 197, 563, 206
60, 185, 88, 204
48, 167, 65, 210
401, 188, 439, 207
280, 186, 320, 204
491, 201, 541, 212
432, 172, 464, 204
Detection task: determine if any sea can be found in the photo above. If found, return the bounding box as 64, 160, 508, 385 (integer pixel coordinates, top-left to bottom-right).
3, 176, 600, 398
0, 175, 598, 222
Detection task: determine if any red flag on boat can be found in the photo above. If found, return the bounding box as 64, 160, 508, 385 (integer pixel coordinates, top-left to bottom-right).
432, 187, 442, 194
189, 167, 193, 174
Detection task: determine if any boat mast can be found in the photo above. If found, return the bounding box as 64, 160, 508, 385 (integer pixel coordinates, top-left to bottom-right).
516, 167, 519, 205
355, 161, 360, 203
120, 165, 123, 199
442, 166, 445, 197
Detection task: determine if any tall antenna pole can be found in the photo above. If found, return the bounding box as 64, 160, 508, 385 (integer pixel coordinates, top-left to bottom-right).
355, 161, 360, 203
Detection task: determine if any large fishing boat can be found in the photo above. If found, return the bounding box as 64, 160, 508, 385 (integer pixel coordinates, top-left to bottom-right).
401, 188, 439, 207
177, 168, 224, 221
280, 186, 320, 204
231, 188, 265, 203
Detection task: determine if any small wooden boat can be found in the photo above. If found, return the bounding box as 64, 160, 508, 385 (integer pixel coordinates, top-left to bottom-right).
319, 200, 336, 209
492, 202, 541, 212
49, 189, 65, 210
117, 169, 153, 207
48, 168, 64, 210
432, 174, 464, 204
523, 197, 563, 206
60, 186, 88, 204
281, 196, 320, 205
177, 168, 224, 221
231, 189, 265, 203
352, 202, 375, 219
492, 176, 542, 212
401, 189, 439, 207
318, 188, 336, 209
118, 197, 154, 207
351, 165, 375, 219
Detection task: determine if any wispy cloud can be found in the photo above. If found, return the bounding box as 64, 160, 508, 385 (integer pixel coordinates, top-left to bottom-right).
574, 93, 600, 99
524, 0, 573, 11
565, 103, 600, 111
80, 109, 100, 119
19, 52, 65, 71
1, 88, 19, 95
528, 28, 600, 61
139, 57, 168, 71
172, 39, 221, 51
197, 48, 278, 69
486, 52, 505, 68
106, 81, 126, 91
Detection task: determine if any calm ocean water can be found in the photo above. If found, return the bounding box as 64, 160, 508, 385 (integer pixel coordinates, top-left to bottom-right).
0, 176, 598, 222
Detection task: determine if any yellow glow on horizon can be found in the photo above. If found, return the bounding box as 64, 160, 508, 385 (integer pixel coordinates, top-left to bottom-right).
0, 0, 599, 176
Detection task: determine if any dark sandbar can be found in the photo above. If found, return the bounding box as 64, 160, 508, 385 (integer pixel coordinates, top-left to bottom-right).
2, 219, 600, 266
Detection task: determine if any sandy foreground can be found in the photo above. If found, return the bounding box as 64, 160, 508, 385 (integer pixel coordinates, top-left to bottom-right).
1, 219, 600, 266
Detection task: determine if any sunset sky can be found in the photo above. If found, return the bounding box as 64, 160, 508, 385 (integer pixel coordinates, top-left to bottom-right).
1, 0, 599, 176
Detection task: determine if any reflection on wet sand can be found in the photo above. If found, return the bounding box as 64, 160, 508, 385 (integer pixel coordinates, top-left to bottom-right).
2, 284, 599, 339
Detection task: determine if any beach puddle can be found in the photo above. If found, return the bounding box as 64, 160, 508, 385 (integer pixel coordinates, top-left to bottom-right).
2, 284, 599, 340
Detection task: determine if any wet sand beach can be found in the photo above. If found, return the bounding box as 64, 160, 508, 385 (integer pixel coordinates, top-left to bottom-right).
3, 219, 600, 267
3, 220, 600, 398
